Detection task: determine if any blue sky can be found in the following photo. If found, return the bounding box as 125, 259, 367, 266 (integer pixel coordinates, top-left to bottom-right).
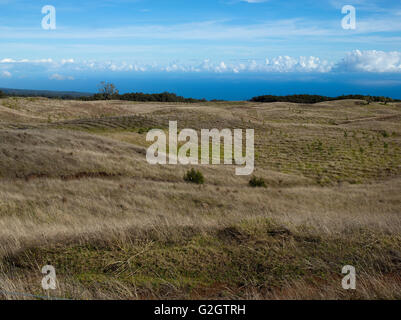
1, 0, 401, 98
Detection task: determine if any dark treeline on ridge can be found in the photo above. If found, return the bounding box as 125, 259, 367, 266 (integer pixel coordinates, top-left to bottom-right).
83, 91, 207, 103
0, 88, 91, 99
0, 88, 206, 103
250, 94, 401, 104
0, 88, 400, 104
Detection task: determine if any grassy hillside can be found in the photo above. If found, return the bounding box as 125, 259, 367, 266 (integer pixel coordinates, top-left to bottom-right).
0, 97, 400, 299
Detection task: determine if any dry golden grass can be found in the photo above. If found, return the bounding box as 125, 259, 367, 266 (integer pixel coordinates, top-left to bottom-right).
0, 97, 400, 299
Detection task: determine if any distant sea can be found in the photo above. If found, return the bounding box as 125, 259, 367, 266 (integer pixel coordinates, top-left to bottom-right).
2, 72, 401, 100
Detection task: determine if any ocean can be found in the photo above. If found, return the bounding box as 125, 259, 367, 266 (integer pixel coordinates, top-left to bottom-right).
2, 72, 401, 100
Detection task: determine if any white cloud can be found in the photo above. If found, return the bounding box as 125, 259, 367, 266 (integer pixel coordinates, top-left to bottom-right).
49, 73, 74, 80
0, 58, 53, 64
1, 58, 16, 63
61, 59, 75, 64
49, 73, 64, 80
263, 56, 332, 73
335, 50, 401, 72
215, 61, 228, 73
1, 71, 12, 78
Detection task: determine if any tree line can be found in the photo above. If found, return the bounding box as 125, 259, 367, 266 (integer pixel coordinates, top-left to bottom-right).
77, 81, 205, 102
83, 92, 206, 103
250, 94, 400, 104
1, 83, 399, 104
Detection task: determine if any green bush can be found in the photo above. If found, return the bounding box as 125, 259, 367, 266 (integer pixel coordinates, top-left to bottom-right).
380, 130, 389, 138
138, 127, 151, 134
249, 176, 266, 188
184, 168, 204, 184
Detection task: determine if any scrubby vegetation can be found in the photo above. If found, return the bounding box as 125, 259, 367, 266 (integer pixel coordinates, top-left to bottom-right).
249, 176, 267, 188
184, 168, 205, 184
96, 81, 119, 100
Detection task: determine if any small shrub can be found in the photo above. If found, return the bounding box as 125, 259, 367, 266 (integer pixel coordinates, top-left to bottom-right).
249, 176, 266, 188
380, 130, 389, 138
184, 168, 204, 184
138, 127, 153, 134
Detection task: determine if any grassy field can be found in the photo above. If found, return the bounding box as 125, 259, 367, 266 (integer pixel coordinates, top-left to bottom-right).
0, 97, 400, 299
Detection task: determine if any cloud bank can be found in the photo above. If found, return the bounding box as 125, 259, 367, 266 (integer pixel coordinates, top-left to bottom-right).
335, 50, 401, 73
1, 51, 401, 79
